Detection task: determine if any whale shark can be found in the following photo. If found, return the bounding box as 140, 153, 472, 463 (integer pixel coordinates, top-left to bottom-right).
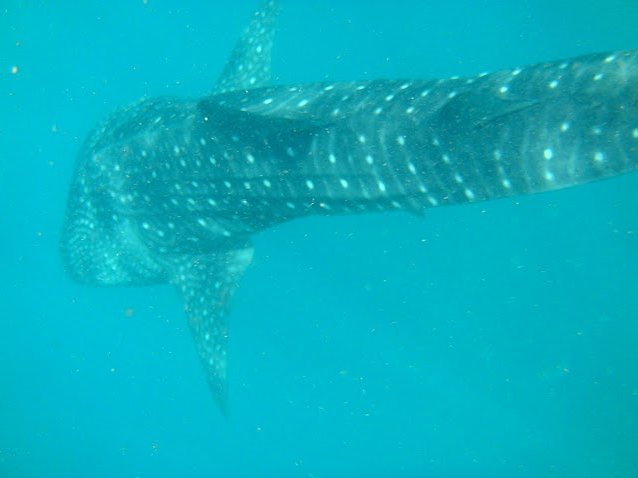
60, 1, 638, 412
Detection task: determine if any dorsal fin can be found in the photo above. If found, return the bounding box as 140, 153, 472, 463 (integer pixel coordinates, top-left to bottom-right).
214, 1, 282, 94
197, 99, 334, 161
199, 98, 331, 136
435, 89, 541, 132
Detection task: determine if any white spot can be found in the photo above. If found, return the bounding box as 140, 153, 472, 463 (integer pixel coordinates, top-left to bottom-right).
339, 178, 349, 188
377, 181, 386, 192
405, 106, 415, 114
142, 222, 149, 230
560, 122, 570, 132
286, 202, 296, 209
428, 196, 439, 206
224, 181, 232, 188
198, 218, 207, 227
512, 68, 522, 76
157, 230, 165, 238
207, 199, 217, 206
604, 55, 616, 63
199, 138, 207, 146
324, 84, 335, 91
543, 148, 554, 160
180, 159, 187, 168
385, 94, 395, 102
297, 99, 309, 107
454, 173, 463, 183
397, 135, 406, 146
592, 126, 602, 135
593, 151, 605, 162
544, 171, 555, 181
365, 155, 374, 165
400, 83, 410, 90
448, 91, 457, 99
548, 80, 559, 89
559, 62, 569, 70
502, 179, 512, 189
141, 150, 147, 157
244, 182, 251, 190
246, 153, 255, 163
420, 89, 430, 97
442, 154, 451, 164
256, 44, 263, 53
593, 73, 604, 81
632, 128, 638, 138
263, 98, 273, 105
167, 222, 175, 229
499, 85, 509, 94
408, 162, 417, 174
464, 189, 475, 200
358, 134, 366, 144
114, 164, 121, 172
329, 153, 337, 164
173, 145, 180, 155
374, 107, 383, 115
305, 179, 315, 190
263, 179, 272, 188
332, 108, 341, 116
493, 149, 502, 160
191, 181, 199, 188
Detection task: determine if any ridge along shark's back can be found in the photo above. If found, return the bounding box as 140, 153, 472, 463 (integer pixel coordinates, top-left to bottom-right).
60, 0, 638, 413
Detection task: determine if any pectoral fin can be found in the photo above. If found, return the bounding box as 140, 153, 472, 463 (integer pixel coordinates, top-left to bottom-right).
170, 245, 254, 414
215, 0, 281, 94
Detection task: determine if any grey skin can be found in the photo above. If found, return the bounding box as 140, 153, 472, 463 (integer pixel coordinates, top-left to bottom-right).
60, 0, 638, 412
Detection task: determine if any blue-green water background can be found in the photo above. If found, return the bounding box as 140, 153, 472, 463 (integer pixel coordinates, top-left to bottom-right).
1, 1, 638, 476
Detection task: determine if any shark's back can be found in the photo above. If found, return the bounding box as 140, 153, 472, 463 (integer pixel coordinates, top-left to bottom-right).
60, 1, 638, 413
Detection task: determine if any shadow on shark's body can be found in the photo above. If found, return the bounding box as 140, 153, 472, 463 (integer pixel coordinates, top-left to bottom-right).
60, 1, 638, 413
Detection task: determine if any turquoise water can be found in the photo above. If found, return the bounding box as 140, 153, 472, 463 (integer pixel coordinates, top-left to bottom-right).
1, 1, 638, 476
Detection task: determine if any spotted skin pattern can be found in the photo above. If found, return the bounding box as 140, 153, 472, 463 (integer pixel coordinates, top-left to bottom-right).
60, 1, 638, 412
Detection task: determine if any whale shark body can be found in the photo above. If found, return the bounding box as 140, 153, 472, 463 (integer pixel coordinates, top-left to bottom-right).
61, 1, 638, 412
